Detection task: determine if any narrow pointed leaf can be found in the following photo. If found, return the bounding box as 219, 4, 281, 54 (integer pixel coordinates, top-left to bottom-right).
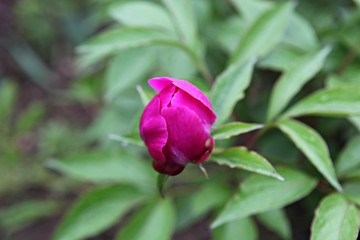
211, 58, 255, 124
230, 2, 294, 64
53, 185, 147, 240
213, 218, 258, 240
77, 27, 173, 59
335, 135, 360, 177
0, 200, 60, 233
116, 199, 175, 240
212, 122, 263, 140
343, 181, 360, 205
311, 194, 360, 240
211, 167, 317, 228
108, 132, 144, 147
350, 116, 360, 132
136, 85, 154, 106
109, 2, 175, 32
47, 151, 155, 189
277, 119, 342, 192
211, 147, 284, 181
259, 45, 304, 71
105, 48, 154, 101
162, 0, 197, 46
283, 87, 360, 118
257, 209, 291, 240
231, 0, 272, 24
267, 46, 331, 121
283, 13, 320, 51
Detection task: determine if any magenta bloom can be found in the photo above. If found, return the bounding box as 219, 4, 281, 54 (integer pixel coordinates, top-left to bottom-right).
139, 77, 216, 176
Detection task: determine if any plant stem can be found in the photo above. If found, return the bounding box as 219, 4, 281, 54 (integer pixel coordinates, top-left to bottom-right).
245, 124, 273, 149
335, 50, 357, 75
157, 174, 169, 198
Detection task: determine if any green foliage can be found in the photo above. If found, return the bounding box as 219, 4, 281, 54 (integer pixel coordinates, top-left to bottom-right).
213, 218, 258, 240
257, 209, 291, 240
267, 46, 331, 121
336, 135, 360, 178
211, 58, 255, 124
3, 0, 360, 239
0, 200, 60, 234
212, 122, 263, 140
277, 119, 342, 191
311, 194, 360, 240
53, 185, 148, 240
48, 151, 156, 190
230, 1, 295, 64
116, 199, 175, 240
283, 87, 360, 118
211, 167, 317, 228
211, 147, 283, 180
105, 48, 155, 101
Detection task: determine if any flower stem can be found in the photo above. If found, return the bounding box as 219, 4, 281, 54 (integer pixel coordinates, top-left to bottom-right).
157, 174, 169, 198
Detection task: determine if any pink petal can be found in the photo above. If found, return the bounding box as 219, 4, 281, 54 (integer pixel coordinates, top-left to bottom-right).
172, 80, 213, 111
171, 89, 216, 129
149, 77, 215, 116
139, 96, 168, 163
192, 137, 214, 164
157, 84, 177, 109
161, 106, 210, 165
148, 77, 173, 92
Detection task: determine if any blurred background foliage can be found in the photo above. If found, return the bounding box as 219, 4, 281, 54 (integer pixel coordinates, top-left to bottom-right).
0, 0, 360, 239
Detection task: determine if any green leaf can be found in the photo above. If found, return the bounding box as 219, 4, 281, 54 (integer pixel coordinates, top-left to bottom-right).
0, 80, 17, 125
47, 151, 155, 190
327, 73, 360, 89
230, 2, 294, 64
283, 13, 320, 51
214, 17, 246, 53
267, 46, 331, 121
190, 182, 230, 219
350, 116, 360, 132
355, 0, 360, 8
211, 147, 284, 181
231, 0, 272, 24
15, 101, 45, 134
335, 135, 360, 177
109, 2, 175, 32
283, 87, 360, 118
211, 167, 317, 228
162, 0, 197, 46
0, 200, 59, 233
105, 48, 155, 101
257, 209, 291, 240
158, 46, 197, 79
212, 122, 263, 140
258, 44, 305, 71
77, 27, 173, 60
211, 58, 255, 124
344, 181, 360, 206
277, 119, 342, 192
53, 185, 147, 240
231, 0, 315, 57
116, 198, 175, 240
213, 218, 258, 240
136, 85, 154, 107
176, 181, 231, 230
108, 132, 144, 147
311, 194, 360, 240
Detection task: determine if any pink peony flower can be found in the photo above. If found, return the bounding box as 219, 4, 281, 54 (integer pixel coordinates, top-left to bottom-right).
139, 77, 216, 176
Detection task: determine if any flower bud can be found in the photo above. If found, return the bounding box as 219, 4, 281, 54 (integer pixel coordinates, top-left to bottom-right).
139, 77, 216, 175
